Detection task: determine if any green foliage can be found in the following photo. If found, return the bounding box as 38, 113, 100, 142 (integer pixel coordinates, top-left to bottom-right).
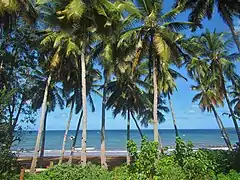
155, 156, 186, 180
128, 137, 159, 179
111, 166, 130, 180
0, 148, 20, 180
217, 170, 240, 180
25, 164, 111, 180
233, 147, 240, 172
23, 138, 240, 180
174, 137, 194, 167
182, 150, 216, 180
201, 149, 235, 174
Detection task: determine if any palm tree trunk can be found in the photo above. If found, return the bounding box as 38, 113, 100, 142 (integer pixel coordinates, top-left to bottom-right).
39, 107, 48, 167
68, 111, 83, 165
81, 42, 87, 166
153, 58, 159, 144
212, 105, 232, 150
150, 32, 159, 145
100, 74, 108, 169
131, 112, 143, 139
221, 75, 240, 143
221, 8, 240, 52
127, 109, 130, 165
30, 73, 52, 173
59, 102, 74, 165
168, 94, 179, 137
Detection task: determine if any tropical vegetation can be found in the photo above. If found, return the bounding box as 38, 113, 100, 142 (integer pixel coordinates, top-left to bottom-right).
0, 0, 240, 179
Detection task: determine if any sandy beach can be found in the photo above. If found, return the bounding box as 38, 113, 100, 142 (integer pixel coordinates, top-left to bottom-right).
17, 156, 126, 170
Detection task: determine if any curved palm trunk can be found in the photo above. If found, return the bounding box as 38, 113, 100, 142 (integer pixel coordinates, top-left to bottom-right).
221, 75, 240, 143
68, 111, 83, 165
59, 102, 74, 165
39, 107, 48, 167
30, 73, 52, 173
221, 8, 240, 52
127, 110, 130, 165
100, 75, 108, 169
131, 112, 143, 139
81, 42, 87, 166
168, 94, 179, 137
212, 105, 232, 150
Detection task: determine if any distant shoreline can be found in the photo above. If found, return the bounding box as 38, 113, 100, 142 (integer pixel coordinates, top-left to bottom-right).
13, 146, 231, 157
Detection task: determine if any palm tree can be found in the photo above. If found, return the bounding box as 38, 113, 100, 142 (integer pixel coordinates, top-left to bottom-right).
229, 80, 240, 120
58, 102, 74, 165
190, 72, 232, 150
31, 69, 64, 162
0, 0, 37, 33
57, 0, 121, 165
30, 3, 77, 170
59, 60, 101, 165
183, 30, 240, 144
174, 0, 240, 52
119, 0, 196, 146
106, 62, 151, 164
161, 68, 188, 137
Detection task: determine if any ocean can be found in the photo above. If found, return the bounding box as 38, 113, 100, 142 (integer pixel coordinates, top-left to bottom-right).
12, 129, 238, 153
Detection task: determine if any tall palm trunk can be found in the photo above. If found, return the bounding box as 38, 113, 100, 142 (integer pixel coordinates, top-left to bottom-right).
30, 73, 52, 173
100, 74, 108, 169
81, 42, 87, 166
221, 74, 240, 143
68, 111, 83, 165
150, 32, 159, 145
153, 59, 159, 143
59, 102, 74, 165
212, 105, 232, 150
126, 109, 130, 165
221, 7, 240, 52
168, 94, 179, 137
39, 107, 48, 167
131, 112, 143, 139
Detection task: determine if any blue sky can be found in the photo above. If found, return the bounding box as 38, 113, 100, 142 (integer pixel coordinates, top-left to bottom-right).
31, 1, 240, 130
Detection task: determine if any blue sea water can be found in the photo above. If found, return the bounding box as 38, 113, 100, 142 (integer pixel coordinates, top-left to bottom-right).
12, 129, 238, 151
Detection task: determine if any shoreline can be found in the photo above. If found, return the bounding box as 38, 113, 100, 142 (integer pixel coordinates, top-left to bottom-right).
13, 146, 230, 157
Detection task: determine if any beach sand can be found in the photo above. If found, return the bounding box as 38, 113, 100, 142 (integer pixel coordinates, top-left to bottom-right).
17, 156, 126, 170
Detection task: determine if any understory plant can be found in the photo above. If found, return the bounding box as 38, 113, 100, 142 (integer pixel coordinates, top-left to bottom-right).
24, 138, 240, 180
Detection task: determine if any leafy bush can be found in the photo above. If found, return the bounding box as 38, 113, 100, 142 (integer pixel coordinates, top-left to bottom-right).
174, 137, 216, 179
23, 138, 240, 180
217, 170, 240, 180
155, 156, 186, 180
25, 164, 111, 180
233, 146, 240, 172
127, 137, 159, 179
111, 165, 130, 180
200, 149, 235, 174
0, 148, 20, 180
182, 150, 216, 180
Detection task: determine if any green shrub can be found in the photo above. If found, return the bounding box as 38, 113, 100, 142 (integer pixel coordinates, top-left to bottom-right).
0, 148, 20, 180
233, 147, 240, 172
217, 170, 240, 180
174, 138, 216, 180
201, 149, 234, 174
128, 137, 159, 179
111, 165, 131, 180
25, 164, 111, 180
154, 156, 186, 180
182, 150, 216, 180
